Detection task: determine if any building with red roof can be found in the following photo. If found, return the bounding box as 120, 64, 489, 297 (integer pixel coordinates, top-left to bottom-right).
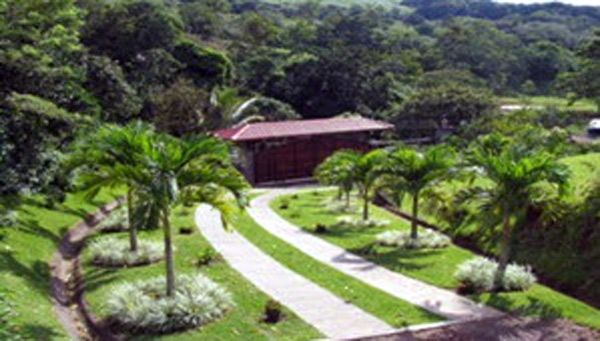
214, 117, 393, 184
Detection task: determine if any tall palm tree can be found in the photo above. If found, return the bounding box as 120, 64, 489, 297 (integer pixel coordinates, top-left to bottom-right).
463, 133, 570, 290
382, 145, 456, 240
315, 150, 358, 208
128, 134, 249, 297
67, 122, 155, 251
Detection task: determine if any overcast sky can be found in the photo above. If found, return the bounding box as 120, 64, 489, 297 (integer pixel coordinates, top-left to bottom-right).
495, 0, 599, 6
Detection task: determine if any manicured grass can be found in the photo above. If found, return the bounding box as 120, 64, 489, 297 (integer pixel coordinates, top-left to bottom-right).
82, 205, 320, 341
500, 96, 598, 112
232, 209, 442, 327
272, 190, 600, 329
0, 190, 122, 339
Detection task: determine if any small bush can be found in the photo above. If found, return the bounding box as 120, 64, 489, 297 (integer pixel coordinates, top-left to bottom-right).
98, 206, 128, 233
376, 229, 451, 249
196, 248, 219, 266
279, 199, 290, 210
0, 210, 18, 227
323, 199, 359, 213
179, 226, 194, 235
455, 257, 537, 293
314, 224, 327, 234
107, 274, 233, 334
333, 216, 389, 229
262, 299, 284, 324
89, 237, 163, 267
290, 194, 299, 200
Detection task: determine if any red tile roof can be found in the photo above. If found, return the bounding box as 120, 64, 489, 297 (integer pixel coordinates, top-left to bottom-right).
214, 117, 393, 142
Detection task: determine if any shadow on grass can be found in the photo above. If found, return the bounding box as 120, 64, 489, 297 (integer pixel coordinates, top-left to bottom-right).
0, 251, 51, 295
83, 266, 119, 293
360, 245, 443, 273
471, 293, 563, 320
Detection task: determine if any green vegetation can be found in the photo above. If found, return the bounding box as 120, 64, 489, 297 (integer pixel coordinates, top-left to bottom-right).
231, 209, 442, 327
0, 190, 122, 339
272, 190, 600, 329
83, 206, 320, 340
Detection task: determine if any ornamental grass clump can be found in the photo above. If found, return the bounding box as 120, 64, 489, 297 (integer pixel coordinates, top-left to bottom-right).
376, 229, 451, 249
455, 257, 537, 293
333, 216, 389, 229
89, 237, 163, 267
323, 199, 359, 213
97, 206, 128, 233
107, 274, 233, 334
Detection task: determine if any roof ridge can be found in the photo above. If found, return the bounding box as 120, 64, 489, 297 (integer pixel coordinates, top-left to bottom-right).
231, 124, 251, 141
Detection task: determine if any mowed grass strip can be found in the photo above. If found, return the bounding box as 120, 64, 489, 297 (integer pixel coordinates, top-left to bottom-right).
0, 189, 123, 339
82, 205, 321, 341
271, 190, 600, 329
232, 208, 443, 328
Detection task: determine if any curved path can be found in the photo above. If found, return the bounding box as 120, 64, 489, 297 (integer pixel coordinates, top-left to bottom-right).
247, 189, 503, 322
195, 204, 395, 340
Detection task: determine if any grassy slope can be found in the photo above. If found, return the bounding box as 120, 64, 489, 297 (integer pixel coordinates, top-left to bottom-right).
500, 96, 597, 112
82, 206, 321, 341
271, 189, 600, 329
0, 190, 122, 340
232, 210, 442, 328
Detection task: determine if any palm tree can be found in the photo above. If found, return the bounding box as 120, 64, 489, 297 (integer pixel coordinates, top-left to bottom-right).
342, 149, 388, 221
382, 145, 456, 240
128, 133, 249, 297
463, 133, 570, 290
67, 122, 155, 252
315, 150, 358, 208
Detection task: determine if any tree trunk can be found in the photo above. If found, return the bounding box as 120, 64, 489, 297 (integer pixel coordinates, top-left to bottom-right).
345, 190, 351, 209
127, 187, 138, 252
410, 192, 419, 240
162, 207, 176, 297
494, 213, 512, 291
362, 189, 370, 221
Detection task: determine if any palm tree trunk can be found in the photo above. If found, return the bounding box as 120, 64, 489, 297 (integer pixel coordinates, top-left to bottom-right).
345, 190, 350, 209
362, 188, 369, 221
162, 207, 176, 297
494, 213, 512, 291
410, 192, 419, 240
127, 187, 138, 252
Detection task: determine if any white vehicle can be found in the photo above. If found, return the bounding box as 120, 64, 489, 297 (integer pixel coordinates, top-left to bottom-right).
588, 119, 600, 136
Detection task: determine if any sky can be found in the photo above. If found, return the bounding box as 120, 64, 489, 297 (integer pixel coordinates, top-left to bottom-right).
495, 0, 600, 6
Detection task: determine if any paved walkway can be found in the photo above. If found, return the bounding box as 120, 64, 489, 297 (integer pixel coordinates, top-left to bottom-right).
194, 204, 395, 340
247, 189, 503, 322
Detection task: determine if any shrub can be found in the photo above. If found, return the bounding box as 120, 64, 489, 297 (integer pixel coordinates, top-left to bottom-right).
455, 257, 537, 293
333, 216, 389, 229
107, 274, 233, 334
179, 226, 194, 235
279, 199, 290, 210
98, 206, 128, 233
314, 224, 327, 234
196, 248, 219, 266
323, 199, 359, 213
262, 299, 284, 324
89, 237, 163, 267
376, 229, 451, 249
0, 210, 17, 227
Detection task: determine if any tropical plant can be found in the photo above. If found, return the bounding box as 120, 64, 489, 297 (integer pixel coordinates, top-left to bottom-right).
320, 149, 388, 220
89, 237, 163, 267
107, 273, 233, 333
381, 145, 456, 240
461, 133, 569, 290
455, 257, 537, 292
315, 150, 359, 208
376, 229, 451, 249
125, 133, 249, 296
67, 122, 155, 252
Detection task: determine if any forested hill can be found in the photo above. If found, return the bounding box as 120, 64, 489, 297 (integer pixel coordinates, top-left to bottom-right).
2, 0, 600, 196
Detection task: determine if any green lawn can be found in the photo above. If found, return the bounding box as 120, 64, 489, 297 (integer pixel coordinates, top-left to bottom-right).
271, 189, 600, 329
500, 96, 597, 112
232, 210, 442, 328
0, 190, 122, 339
82, 206, 321, 341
